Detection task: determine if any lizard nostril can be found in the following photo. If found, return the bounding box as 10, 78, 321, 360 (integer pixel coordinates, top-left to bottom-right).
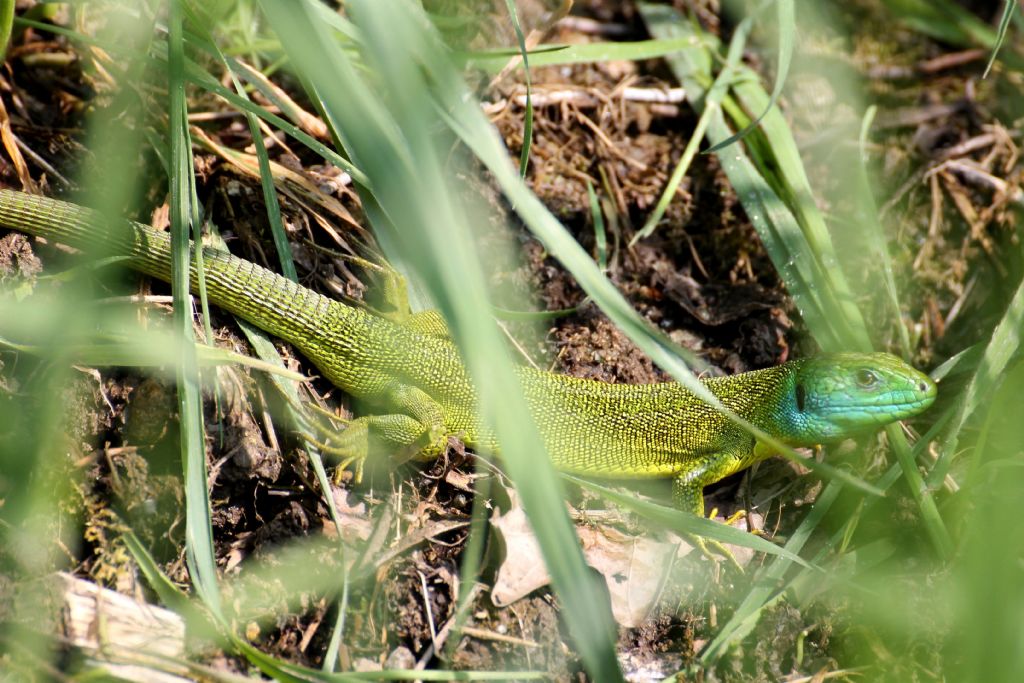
918, 381, 929, 393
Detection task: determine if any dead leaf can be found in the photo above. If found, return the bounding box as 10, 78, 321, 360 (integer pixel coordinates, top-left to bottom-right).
491, 491, 764, 626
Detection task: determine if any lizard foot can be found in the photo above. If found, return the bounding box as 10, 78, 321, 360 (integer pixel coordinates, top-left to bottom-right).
291, 402, 370, 484
690, 506, 747, 573
299, 432, 369, 485
297, 396, 451, 485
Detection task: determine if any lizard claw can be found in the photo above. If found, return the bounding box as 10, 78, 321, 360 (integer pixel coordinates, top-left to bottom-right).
688, 506, 748, 573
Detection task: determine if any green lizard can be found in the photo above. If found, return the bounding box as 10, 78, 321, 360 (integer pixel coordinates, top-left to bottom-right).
0, 189, 936, 519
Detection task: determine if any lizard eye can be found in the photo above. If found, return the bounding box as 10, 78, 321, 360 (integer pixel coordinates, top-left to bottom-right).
855, 369, 878, 388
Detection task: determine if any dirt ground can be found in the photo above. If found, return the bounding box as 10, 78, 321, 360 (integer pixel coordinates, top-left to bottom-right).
0, 0, 1020, 680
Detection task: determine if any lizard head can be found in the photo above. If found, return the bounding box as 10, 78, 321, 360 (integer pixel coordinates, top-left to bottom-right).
782, 352, 937, 444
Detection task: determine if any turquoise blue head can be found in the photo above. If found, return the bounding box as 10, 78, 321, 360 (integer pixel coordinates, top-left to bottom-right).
778, 352, 937, 445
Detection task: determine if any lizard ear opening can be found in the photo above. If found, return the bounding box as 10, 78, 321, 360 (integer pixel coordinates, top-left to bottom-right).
795, 383, 806, 412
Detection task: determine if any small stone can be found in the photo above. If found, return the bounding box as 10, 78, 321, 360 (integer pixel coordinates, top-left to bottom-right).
384, 646, 415, 670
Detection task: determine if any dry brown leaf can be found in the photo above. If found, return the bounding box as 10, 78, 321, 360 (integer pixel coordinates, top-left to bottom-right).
490, 491, 764, 626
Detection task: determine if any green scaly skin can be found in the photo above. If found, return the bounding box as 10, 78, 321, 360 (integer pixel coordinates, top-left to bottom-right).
0, 190, 938, 517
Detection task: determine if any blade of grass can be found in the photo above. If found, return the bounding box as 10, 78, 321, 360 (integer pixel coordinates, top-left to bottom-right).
122, 531, 219, 641
883, 0, 997, 47
0, 0, 14, 58
706, 0, 794, 153
586, 180, 607, 270
0, 331, 308, 380
698, 477, 843, 665
464, 36, 702, 71
929, 263, 1024, 488
632, 90, 713, 244
256, 0, 625, 678
223, 65, 296, 280
698, 409, 952, 667
882, 0, 1024, 71
640, 3, 862, 352
492, 304, 577, 321
885, 420, 952, 556
855, 105, 912, 358
0, 10, 178, 675
984, 0, 1017, 77
568, 477, 814, 567
444, 473, 493, 663
168, 0, 221, 618
440, 4, 886, 498
502, 0, 534, 177
949, 361, 1024, 681
0, 347, 78, 671
728, 71, 871, 351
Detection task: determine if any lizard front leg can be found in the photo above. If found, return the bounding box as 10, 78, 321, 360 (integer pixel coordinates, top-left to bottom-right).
353, 257, 451, 340
313, 382, 450, 482
672, 447, 751, 516
672, 445, 753, 569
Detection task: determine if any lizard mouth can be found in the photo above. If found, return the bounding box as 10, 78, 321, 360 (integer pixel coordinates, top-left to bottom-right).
817, 390, 936, 425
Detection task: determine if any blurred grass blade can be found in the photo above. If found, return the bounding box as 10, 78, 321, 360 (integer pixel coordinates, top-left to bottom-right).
855, 105, 911, 358
15, 14, 120, 52
502, 0, 534, 177
168, 0, 221, 618
256, 0, 625, 678
0, 331, 307, 380
929, 265, 1024, 488
698, 421, 944, 667
886, 420, 952, 556
729, 74, 870, 350
639, 2, 866, 352
882, 0, 1024, 70
984, 0, 1017, 77
464, 36, 698, 71
440, 2, 884, 499
699, 479, 843, 664
122, 531, 219, 643
492, 304, 577, 321
951, 362, 1024, 681
586, 180, 607, 269
706, 0, 794, 153
569, 477, 813, 566
224, 64, 297, 280
883, 0, 996, 44
0, 0, 14, 59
